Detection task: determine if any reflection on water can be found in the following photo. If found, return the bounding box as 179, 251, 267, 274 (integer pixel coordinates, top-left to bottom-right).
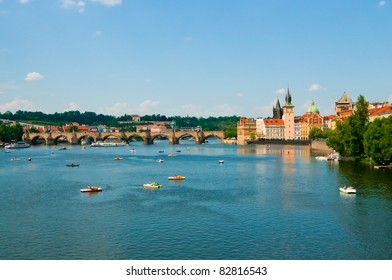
0, 144, 391, 260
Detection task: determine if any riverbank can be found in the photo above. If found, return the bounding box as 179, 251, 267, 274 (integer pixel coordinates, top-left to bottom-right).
246, 139, 311, 146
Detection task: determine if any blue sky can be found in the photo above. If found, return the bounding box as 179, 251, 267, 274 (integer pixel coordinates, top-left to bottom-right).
1, 0, 391, 118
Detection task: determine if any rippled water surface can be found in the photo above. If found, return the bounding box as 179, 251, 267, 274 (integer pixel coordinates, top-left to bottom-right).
1, 142, 391, 259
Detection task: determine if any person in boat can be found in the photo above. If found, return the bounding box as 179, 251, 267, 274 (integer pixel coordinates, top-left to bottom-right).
343, 186, 347, 190
88, 185, 92, 189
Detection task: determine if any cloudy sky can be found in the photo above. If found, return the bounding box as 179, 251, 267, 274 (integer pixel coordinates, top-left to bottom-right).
1, 0, 391, 117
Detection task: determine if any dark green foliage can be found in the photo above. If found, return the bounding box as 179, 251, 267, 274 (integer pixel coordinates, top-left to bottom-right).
0, 123, 24, 142
363, 116, 392, 165
309, 127, 332, 140
327, 95, 369, 160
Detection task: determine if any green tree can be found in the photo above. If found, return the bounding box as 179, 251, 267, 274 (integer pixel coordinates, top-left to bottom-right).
0, 123, 24, 142
363, 116, 392, 165
327, 95, 369, 159
309, 127, 325, 140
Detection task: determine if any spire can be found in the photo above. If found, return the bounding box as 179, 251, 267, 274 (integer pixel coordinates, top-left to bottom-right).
275, 98, 281, 110
284, 88, 293, 107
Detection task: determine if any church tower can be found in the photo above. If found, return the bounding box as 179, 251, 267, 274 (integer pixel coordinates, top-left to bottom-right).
283, 88, 295, 140
273, 98, 283, 119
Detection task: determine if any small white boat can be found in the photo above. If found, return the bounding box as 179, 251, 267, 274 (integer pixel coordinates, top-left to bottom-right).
219, 160, 224, 164
80, 186, 102, 193
339, 186, 356, 194
91, 141, 128, 147
156, 159, 164, 163
143, 182, 162, 189
315, 156, 328, 161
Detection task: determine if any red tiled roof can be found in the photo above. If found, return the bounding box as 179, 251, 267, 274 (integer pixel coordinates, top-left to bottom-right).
369, 106, 392, 116
264, 119, 284, 125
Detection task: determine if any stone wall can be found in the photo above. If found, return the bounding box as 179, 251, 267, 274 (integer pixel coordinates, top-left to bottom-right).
311, 140, 334, 152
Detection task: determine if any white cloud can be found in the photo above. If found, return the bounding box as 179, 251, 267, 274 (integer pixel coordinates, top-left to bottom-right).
275, 88, 285, 94
105, 102, 133, 116
91, 0, 122, 6
64, 102, 79, 111
137, 99, 160, 113
213, 103, 237, 116
19, 0, 30, 4
60, 0, 86, 13
25, 72, 44, 81
236, 92, 244, 97
309, 83, 321, 92
0, 98, 35, 112
92, 31, 102, 37
379, 1, 386, 7
387, 95, 392, 103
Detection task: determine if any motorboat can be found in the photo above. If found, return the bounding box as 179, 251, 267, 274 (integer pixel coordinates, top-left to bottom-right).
143, 182, 162, 189
114, 157, 123, 160
66, 163, 79, 167
80, 186, 102, 193
168, 175, 185, 180
129, 149, 136, 152
5, 141, 30, 149
315, 156, 328, 161
156, 159, 164, 163
91, 141, 128, 147
339, 186, 356, 194
219, 160, 224, 164
168, 153, 176, 157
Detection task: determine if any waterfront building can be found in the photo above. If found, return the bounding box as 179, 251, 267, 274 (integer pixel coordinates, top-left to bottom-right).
368, 105, 392, 122
323, 115, 335, 130
282, 89, 295, 140
335, 92, 353, 121
256, 118, 265, 139
294, 118, 301, 140
262, 119, 285, 139
298, 101, 324, 140
237, 118, 256, 145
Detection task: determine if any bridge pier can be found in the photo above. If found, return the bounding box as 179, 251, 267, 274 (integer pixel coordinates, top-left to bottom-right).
46, 133, 55, 145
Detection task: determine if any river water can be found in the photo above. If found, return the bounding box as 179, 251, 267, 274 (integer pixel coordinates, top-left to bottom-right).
0, 141, 391, 260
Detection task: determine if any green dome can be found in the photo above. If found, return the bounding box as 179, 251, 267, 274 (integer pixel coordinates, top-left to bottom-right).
307, 101, 319, 113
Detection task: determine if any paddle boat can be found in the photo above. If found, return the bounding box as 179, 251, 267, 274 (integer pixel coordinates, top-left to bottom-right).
143, 182, 162, 189
168, 175, 185, 180
80, 186, 102, 193
339, 186, 356, 194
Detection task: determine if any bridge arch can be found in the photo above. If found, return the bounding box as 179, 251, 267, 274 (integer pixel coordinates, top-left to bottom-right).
30, 135, 47, 145
126, 133, 145, 143
53, 134, 70, 145
77, 135, 95, 145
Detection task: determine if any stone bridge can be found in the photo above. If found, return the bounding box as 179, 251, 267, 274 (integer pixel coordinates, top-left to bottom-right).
23, 130, 226, 145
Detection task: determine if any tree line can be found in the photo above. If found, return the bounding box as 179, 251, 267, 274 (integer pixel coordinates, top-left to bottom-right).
0, 111, 240, 140
0, 123, 24, 143
310, 95, 392, 165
